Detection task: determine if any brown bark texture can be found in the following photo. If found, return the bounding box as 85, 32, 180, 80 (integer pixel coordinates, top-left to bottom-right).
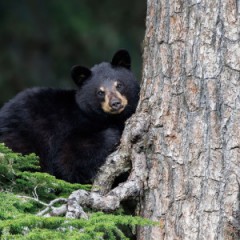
136, 0, 240, 239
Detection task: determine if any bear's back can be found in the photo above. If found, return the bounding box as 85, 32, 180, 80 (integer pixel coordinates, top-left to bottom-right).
0, 88, 80, 156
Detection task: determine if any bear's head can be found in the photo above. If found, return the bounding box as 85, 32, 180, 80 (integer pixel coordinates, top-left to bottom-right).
71, 50, 140, 122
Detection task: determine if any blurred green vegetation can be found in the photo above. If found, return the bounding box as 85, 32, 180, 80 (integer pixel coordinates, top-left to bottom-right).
0, 0, 146, 107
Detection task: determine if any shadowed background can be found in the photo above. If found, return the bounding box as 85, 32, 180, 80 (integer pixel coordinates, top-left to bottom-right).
0, 0, 146, 107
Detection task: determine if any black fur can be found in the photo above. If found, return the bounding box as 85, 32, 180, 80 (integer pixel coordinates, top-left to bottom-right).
0, 50, 140, 184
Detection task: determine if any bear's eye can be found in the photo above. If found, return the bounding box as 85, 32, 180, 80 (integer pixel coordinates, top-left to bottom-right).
116, 83, 123, 90
97, 90, 105, 97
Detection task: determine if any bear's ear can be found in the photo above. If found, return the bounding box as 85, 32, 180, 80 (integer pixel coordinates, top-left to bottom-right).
111, 49, 131, 69
71, 65, 92, 87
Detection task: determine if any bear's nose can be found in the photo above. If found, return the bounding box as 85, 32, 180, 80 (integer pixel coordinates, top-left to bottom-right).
110, 99, 122, 110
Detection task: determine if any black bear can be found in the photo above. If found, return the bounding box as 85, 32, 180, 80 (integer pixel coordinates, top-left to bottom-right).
0, 50, 140, 184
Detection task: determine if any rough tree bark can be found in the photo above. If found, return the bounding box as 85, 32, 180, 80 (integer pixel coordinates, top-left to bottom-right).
135, 0, 240, 239
44, 1, 240, 239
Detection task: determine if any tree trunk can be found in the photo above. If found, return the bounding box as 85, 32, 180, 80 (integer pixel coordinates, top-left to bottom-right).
136, 0, 240, 239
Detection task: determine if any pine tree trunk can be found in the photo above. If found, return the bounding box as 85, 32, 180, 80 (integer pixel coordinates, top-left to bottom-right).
135, 0, 240, 239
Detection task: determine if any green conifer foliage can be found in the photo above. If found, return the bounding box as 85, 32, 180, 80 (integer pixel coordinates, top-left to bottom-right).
0, 144, 155, 239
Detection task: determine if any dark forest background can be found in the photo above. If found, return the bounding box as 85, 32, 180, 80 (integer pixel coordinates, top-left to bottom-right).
0, 1, 145, 107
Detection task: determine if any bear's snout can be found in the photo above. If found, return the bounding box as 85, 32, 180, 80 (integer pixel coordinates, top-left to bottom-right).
101, 91, 128, 114
110, 97, 122, 111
